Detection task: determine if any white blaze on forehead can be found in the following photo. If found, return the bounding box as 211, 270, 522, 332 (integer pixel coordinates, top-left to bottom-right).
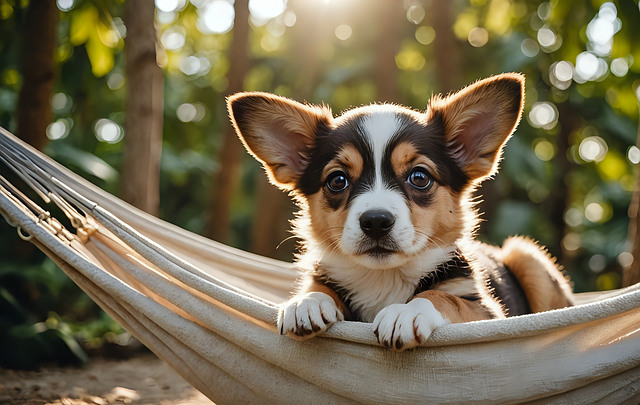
361, 107, 402, 189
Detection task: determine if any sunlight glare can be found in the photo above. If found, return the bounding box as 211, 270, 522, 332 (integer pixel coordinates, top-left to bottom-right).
199, 1, 235, 34
56, 0, 74, 11
249, 0, 285, 20
574, 52, 599, 81
155, 0, 185, 13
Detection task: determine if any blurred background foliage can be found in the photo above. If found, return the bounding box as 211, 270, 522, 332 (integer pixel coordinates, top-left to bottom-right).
0, 0, 639, 368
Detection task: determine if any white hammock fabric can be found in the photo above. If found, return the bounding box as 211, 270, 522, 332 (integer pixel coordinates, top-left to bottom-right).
1, 127, 639, 404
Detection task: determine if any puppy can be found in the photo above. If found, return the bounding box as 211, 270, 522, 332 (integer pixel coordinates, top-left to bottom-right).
228, 73, 574, 351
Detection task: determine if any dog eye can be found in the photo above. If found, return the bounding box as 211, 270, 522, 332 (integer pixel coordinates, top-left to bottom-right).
326, 171, 349, 192
407, 168, 432, 190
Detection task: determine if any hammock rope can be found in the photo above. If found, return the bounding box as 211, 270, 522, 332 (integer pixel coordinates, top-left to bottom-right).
1, 126, 640, 404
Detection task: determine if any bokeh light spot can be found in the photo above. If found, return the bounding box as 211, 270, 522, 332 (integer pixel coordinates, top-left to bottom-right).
177, 103, 198, 122
579, 136, 608, 162
94, 119, 123, 143
533, 139, 555, 161
335, 24, 352, 41
283, 11, 296, 27
155, 0, 185, 13
46, 119, 71, 140
537, 27, 556, 47
199, 1, 235, 34
588, 254, 607, 272
179, 56, 201, 76
406, 5, 425, 25
249, 0, 285, 20
520, 38, 539, 57
468, 27, 488, 47
585, 202, 604, 222
611, 58, 629, 77
57, 0, 74, 11
618, 252, 634, 268
161, 27, 186, 51
415, 26, 435, 45
549, 61, 573, 90
564, 208, 583, 227
562, 232, 581, 251
627, 146, 640, 164
107, 73, 124, 90
51, 93, 69, 112
528, 101, 558, 130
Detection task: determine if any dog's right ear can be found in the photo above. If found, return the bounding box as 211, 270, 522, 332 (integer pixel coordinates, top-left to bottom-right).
227, 92, 333, 191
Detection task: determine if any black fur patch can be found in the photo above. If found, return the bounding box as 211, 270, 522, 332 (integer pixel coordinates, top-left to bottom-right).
297, 112, 376, 210
296, 109, 470, 211
413, 251, 474, 296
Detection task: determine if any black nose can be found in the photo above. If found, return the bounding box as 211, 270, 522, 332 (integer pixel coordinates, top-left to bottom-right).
359, 210, 395, 240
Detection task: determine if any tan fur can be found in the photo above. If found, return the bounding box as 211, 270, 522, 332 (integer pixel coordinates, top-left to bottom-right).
412, 187, 465, 249
322, 145, 364, 182
412, 290, 492, 323
501, 236, 574, 312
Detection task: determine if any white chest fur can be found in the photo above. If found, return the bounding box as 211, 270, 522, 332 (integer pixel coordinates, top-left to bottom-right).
305, 247, 455, 322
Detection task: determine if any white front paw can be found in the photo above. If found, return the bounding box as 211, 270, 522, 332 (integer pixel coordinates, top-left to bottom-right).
373, 298, 450, 351
278, 292, 344, 340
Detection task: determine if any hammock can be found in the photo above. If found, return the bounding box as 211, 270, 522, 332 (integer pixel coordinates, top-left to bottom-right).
0, 127, 639, 405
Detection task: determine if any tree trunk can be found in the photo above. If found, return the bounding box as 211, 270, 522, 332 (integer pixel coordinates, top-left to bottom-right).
121, 0, 164, 216
15, 0, 58, 151
204, 0, 250, 242
624, 102, 640, 287
429, 0, 461, 94
374, 0, 403, 103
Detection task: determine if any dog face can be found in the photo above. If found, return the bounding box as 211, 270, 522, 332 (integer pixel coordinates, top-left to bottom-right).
228, 74, 524, 269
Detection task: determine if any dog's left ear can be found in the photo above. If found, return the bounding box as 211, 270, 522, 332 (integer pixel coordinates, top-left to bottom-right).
429, 73, 525, 181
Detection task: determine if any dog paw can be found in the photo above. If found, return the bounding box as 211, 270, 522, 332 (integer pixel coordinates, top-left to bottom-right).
278, 292, 344, 340
373, 298, 450, 351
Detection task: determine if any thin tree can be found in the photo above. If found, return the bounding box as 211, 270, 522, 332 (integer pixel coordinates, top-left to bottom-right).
204, 0, 250, 242
121, 0, 164, 216
374, 0, 403, 103
15, 0, 59, 151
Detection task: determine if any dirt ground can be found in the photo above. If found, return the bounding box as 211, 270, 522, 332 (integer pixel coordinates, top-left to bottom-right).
0, 354, 214, 405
